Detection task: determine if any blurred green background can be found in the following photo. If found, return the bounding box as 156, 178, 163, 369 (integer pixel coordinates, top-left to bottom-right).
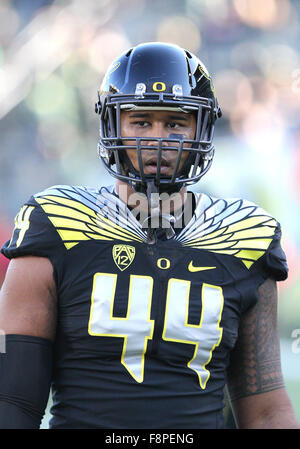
0, 0, 299, 427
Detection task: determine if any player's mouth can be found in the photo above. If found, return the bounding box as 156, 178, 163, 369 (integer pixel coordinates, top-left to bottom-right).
143, 157, 171, 175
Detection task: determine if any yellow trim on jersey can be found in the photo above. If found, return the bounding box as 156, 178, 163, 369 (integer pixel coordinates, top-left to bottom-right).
35, 195, 144, 249
181, 210, 277, 268
233, 238, 272, 250
37, 195, 94, 216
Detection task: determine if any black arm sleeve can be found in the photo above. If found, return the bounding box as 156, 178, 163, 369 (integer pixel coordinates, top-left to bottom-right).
0, 335, 52, 429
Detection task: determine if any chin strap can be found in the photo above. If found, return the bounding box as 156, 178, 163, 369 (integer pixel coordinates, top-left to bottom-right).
141, 180, 176, 244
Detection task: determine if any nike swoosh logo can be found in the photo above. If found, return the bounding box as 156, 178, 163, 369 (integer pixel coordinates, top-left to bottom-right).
188, 262, 216, 272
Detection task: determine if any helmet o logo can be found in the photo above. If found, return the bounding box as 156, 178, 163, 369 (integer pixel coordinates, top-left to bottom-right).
152, 82, 166, 92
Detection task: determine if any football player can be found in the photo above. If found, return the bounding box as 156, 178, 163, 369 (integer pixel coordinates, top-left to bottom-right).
0, 42, 299, 429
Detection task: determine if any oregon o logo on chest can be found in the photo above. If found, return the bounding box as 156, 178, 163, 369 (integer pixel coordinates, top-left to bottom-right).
157, 258, 170, 269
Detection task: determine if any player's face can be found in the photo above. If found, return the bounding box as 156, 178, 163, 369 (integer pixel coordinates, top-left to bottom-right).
120, 109, 196, 176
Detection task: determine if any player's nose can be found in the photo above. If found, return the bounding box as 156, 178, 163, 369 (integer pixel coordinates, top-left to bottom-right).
142, 122, 174, 148
147, 121, 168, 140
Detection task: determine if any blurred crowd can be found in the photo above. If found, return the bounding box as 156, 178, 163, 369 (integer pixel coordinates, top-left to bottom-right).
0, 0, 299, 335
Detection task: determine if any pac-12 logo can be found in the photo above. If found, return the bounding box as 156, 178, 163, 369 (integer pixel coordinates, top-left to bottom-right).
112, 244, 136, 271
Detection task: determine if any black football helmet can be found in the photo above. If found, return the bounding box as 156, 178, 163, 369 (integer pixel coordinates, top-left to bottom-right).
95, 42, 221, 195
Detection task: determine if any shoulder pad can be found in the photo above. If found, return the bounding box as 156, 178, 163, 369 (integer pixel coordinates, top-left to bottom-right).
178, 194, 288, 279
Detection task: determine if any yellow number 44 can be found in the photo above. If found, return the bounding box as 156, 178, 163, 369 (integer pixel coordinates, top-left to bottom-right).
88, 273, 224, 388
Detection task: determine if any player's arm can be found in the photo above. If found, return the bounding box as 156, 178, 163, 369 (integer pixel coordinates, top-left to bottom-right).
0, 255, 57, 428
227, 278, 300, 429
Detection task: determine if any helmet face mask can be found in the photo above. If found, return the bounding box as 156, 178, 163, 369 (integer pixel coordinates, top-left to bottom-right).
95, 42, 221, 194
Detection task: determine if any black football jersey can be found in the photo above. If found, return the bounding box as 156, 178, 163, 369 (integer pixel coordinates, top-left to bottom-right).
1, 185, 288, 429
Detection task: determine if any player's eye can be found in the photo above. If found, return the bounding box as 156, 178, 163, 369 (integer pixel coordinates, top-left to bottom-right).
167, 121, 185, 129
132, 121, 149, 128
168, 122, 178, 129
